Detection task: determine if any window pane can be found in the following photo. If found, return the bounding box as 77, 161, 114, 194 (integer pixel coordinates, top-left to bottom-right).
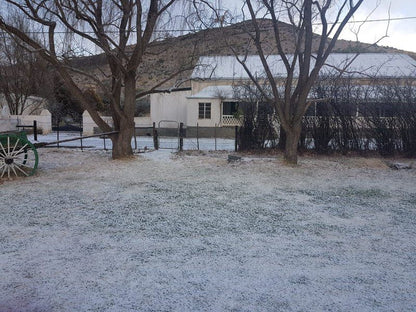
223, 101, 238, 115
223, 102, 232, 115
198, 103, 205, 119
205, 103, 211, 119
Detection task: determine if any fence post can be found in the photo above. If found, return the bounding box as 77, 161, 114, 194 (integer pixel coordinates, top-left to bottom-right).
153, 122, 159, 150
57, 118, 60, 148
179, 122, 184, 151
214, 123, 217, 151
196, 122, 199, 150
235, 125, 238, 152
133, 127, 137, 150
33, 120, 38, 141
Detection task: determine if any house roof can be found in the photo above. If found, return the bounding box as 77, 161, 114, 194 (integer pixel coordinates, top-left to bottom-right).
188, 84, 321, 101
187, 85, 235, 99
188, 83, 416, 101
191, 53, 416, 80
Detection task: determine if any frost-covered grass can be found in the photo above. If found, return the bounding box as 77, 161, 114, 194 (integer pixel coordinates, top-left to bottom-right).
1, 149, 415, 312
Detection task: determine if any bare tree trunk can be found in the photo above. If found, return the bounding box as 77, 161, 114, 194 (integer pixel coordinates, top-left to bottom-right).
284, 122, 302, 164
111, 116, 134, 159
111, 73, 136, 159
278, 125, 286, 150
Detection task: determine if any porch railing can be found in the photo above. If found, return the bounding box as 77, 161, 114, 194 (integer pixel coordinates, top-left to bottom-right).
222, 115, 242, 127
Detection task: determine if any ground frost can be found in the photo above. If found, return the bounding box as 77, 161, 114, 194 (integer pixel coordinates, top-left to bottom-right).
1, 149, 415, 311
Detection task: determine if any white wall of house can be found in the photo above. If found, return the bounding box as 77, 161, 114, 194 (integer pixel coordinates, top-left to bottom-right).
0, 109, 52, 134
186, 98, 222, 127
82, 110, 152, 135
17, 110, 52, 134
82, 111, 114, 135
0, 115, 18, 132
150, 90, 191, 127
185, 83, 243, 127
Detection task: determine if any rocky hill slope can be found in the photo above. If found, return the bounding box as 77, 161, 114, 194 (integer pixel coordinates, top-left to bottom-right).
72, 19, 416, 90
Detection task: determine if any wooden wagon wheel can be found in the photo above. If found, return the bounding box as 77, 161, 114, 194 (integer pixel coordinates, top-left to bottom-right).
0, 133, 39, 179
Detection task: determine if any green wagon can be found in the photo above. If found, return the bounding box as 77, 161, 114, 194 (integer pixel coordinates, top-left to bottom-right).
0, 131, 39, 179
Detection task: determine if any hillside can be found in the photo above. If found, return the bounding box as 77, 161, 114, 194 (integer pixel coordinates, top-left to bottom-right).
72, 19, 416, 90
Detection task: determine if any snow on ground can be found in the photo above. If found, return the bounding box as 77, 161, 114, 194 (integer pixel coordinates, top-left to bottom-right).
1, 147, 416, 312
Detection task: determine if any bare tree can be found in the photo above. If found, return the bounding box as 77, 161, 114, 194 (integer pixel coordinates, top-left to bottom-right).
0, 16, 50, 115
226, 0, 364, 164
0, 0, 189, 158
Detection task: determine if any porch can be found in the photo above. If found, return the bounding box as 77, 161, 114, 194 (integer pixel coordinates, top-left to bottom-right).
221, 114, 242, 127
221, 101, 242, 127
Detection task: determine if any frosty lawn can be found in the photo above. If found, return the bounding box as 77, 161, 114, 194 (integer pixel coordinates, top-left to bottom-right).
1, 149, 415, 311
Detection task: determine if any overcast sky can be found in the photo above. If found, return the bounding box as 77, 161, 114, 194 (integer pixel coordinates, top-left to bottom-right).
1, 1, 415, 54
337, 0, 416, 53
221, 0, 416, 53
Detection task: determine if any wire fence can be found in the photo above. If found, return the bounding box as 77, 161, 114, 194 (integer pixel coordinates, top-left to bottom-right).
28, 131, 237, 152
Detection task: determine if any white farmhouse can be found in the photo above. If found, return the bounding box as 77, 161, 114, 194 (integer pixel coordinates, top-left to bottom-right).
149, 53, 416, 137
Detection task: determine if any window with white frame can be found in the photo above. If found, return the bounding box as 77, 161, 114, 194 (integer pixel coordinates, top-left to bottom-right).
198, 102, 211, 119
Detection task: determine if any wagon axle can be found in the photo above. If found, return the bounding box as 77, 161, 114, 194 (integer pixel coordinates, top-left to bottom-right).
5, 157, 14, 165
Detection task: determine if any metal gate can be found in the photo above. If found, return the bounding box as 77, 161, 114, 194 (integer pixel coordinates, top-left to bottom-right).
157, 120, 180, 150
